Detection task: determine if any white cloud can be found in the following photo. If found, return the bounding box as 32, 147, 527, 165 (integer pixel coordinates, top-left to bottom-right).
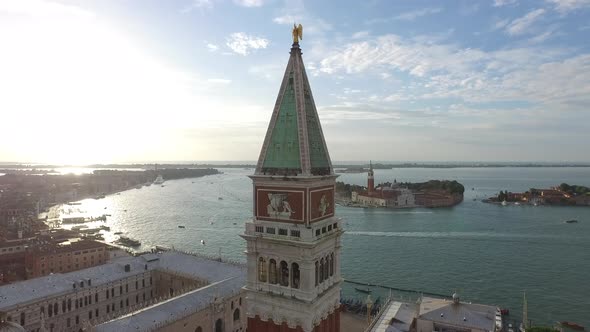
367, 8, 442, 24
272, 14, 332, 36
352, 31, 370, 39
234, 0, 264, 7
493, 0, 518, 7
546, 0, 590, 13
505, 8, 545, 35
317, 33, 590, 112
207, 43, 219, 52
393, 7, 442, 21
226, 32, 269, 55
0, 0, 94, 18
207, 78, 232, 84
181, 0, 214, 12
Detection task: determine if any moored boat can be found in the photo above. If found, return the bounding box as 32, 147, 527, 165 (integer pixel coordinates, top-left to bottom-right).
117, 236, 141, 247
560, 321, 584, 331
354, 287, 371, 294
561, 322, 584, 331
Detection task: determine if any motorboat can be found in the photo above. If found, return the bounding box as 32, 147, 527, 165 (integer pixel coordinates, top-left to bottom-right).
117, 236, 141, 247
154, 175, 165, 185
501, 200, 508, 206
201, 240, 205, 245
565, 219, 579, 223
354, 287, 371, 294
178, 225, 185, 229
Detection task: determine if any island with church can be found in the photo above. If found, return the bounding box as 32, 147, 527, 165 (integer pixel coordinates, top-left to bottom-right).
335, 163, 464, 208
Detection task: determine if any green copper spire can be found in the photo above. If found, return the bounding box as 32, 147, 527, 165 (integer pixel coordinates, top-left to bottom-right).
255, 42, 333, 177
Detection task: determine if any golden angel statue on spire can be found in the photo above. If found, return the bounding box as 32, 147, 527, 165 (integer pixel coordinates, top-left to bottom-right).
292, 23, 303, 43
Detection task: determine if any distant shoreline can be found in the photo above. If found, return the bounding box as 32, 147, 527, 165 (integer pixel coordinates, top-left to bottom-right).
1, 162, 590, 171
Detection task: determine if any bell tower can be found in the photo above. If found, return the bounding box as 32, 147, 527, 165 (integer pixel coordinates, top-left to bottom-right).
242, 26, 342, 332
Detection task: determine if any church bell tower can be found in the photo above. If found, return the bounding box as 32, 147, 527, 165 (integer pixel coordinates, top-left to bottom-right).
242, 25, 342, 332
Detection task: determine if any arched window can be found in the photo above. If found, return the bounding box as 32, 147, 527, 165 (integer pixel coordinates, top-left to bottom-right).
315, 261, 319, 286
319, 258, 324, 283
258, 257, 267, 282
53, 303, 58, 315
269, 259, 278, 284
279, 261, 289, 287
233, 308, 240, 321
330, 253, 334, 277
291, 263, 300, 289
194, 327, 202, 332
324, 255, 329, 280
215, 319, 223, 332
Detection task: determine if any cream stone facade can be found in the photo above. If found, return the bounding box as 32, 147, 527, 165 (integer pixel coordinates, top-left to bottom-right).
0, 251, 246, 332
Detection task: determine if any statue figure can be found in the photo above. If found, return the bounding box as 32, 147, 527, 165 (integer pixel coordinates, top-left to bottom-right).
318, 194, 330, 216
292, 23, 303, 43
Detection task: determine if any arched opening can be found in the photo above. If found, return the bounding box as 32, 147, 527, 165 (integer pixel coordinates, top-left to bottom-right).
279, 261, 289, 287
194, 327, 202, 332
258, 257, 267, 282
323, 255, 329, 280
215, 318, 223, 332
315, 261, 319, 286
291, 263, 300, 289
319, 258, 324, 283
233, 308, 240, 321
269, 259, 278, 284
330, 253, 334, 277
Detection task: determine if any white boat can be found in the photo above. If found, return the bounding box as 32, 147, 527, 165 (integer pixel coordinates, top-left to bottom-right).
154, 175, 165, 185
501, 200, 508, 206
514, 202, 521, 206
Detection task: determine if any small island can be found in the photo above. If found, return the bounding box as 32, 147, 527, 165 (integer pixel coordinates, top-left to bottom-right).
484, 183, 590, 206
335, 163, 464, 208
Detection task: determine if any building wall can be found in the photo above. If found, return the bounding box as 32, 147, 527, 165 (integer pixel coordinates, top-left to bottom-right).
248, 307, 340, 332
152, 270, 205, 298
158, 292, 246, 332
25, 242, 108, 279
4, 270, 155, 332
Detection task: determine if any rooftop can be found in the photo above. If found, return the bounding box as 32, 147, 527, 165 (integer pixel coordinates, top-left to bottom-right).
419, 297, 496, 331
0, 251, 245, 311
94, 276, 245, 332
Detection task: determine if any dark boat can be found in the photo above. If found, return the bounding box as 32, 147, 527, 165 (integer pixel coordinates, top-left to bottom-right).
500, 308, 509, 315
561, 322, 584, 331
178, 225, 185, 229
565, 219, 578, 223
354, 287, 371, 294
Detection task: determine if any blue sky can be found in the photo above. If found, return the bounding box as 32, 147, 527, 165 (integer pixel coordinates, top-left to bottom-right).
0, 0, 589, 163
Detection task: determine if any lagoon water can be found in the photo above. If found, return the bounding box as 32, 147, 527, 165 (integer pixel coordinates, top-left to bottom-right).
71, 167, 590, 326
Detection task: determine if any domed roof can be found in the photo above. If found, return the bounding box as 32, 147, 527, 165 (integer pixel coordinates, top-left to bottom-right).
0, 320, 26, 332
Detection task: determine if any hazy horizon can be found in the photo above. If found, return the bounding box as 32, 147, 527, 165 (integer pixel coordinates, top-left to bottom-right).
1, 0, 589, 164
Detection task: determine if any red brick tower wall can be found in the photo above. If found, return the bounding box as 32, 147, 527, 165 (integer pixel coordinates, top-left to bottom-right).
247, 307, 340, 332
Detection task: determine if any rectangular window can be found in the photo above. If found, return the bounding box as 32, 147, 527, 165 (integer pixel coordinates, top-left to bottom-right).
119, 285, 122, 294
290, 230, 300, 237
106, 305, 110, 314
135, 280, 138, 289
75, 315, 79, 325
106, 290, 109, 299
266, 227, 275, 234
95, 308, 99, 317
333, 223, 338, 229
322, 227, 326, 234
255, 226, 264, 233
278, 228, 288, 236
95, 293, 98, 302
328, 225, 332, 231
315, 229, 320, 236
126, 284, 129, 293
142, 279, 145, 287
88, 311, 92, 319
